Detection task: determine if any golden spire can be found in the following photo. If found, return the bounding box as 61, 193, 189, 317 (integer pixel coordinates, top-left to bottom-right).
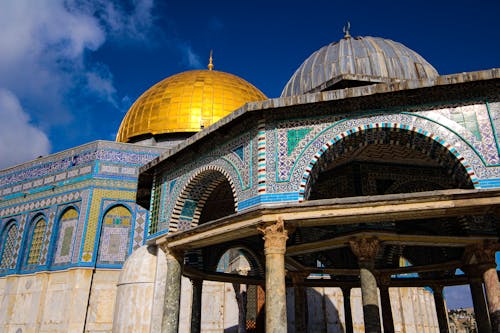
208, 50, 214, 70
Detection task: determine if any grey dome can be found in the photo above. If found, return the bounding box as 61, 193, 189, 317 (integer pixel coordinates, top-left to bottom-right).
281, 36, 439, 97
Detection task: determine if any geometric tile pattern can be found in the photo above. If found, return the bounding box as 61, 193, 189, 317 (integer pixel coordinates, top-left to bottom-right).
98, 225, 131, 265
54, 208, 78, 265
81, 189, 135, 262
0, 222, 18, 269
27, 218, 46, 265
133, 209, 147, 249
298, 123, 478, 201
169, 166, 237, 232
97, 205, 132, 265
0, 191, 80, 216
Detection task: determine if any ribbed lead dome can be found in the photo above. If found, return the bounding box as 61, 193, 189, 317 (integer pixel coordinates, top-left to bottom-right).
281, 36, 439, 97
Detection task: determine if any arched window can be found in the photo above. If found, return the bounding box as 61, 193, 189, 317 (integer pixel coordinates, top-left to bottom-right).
98, 205, 132, 265
54, 208, 79, 265
27, 217, 46, 265
0, 222, 18, 269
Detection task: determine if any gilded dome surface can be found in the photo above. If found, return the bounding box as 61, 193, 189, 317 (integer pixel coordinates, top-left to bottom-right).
281, 35, 439, 97
117, 69, 266, 143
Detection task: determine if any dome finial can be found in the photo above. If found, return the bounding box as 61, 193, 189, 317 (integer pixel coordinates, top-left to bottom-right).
208, 50, 214, 70
343, 21, 351, 39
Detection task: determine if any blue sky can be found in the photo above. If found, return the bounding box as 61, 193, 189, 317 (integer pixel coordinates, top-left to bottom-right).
0, 0, 498, 308
0, 0, 498, 168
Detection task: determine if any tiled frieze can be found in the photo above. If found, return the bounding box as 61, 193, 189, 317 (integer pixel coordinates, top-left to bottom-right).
0, 141, 161, 198
267, 107, 499, 195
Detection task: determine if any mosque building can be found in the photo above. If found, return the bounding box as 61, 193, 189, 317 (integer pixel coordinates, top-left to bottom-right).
0, 29, 499, 333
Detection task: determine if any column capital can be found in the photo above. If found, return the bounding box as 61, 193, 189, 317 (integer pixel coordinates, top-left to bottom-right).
158, 242, 184, 262
463, 241, 498, 269
258, 216, 291, 255
349, 237, 380, 263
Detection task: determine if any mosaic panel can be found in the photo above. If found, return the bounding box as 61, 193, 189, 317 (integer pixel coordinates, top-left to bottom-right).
267, 110, 497, 195
27, 218, 46, 265
81, 189, 135, 262
0, 143, 160, 201
423, 103, 500, 164
155, 161, 240, 234
97, 205, 132, 264
0, 191, 81, 216
0, 223, 18, 269
160, 129, 255, 194
133, 209, 147, 249
169, 167, 236, 231
54, 208, 78, 265
73, 189, 89, 264
97, 226, 130, 264
39, 209, 56, 265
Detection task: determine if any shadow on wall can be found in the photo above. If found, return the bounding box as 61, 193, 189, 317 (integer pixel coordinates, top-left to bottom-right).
223, 286, 345, 333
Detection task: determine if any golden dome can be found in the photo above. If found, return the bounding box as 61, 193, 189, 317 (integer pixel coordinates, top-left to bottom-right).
116, 68, 267, 143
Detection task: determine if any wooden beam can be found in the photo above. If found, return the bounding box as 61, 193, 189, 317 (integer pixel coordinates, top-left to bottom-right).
155, 189, 500, 250
183, 267, 264, 285
286, 232, 497, 256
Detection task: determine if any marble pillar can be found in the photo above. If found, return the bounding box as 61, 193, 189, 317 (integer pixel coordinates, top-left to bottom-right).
190, 279, 203, 333
341, 286, 353, 333
349, 237, 381, 333
258, 217, 289, 333
484, 267, 500, 333
160, 245, 183, 333
463, 242, 500, 333
432, 286, 449, 333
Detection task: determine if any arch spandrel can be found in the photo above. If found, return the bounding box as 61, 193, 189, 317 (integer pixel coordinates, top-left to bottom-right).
274, 114, 494, 199
160, 163, 239, 234
298, 123, 478, 201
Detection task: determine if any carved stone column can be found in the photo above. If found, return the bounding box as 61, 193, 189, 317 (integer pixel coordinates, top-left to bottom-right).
349, 237, 381, 333
340, 286, 353, 333
258, 217, 290, 333
190, 278, 203, 333
462, 265, 491, 333
464, 242, 500, 333
431, 285, 449, 333
160, 244, 183, 333
378, 275, 394, 333
289, 272, 309, 333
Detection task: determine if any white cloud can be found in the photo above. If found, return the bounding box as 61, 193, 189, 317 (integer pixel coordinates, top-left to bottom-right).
0, 0, 156, 167
0, 89, 51, 169
178, 42, 202, 69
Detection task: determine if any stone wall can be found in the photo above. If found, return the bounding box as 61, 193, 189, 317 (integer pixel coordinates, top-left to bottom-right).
0, 268, 120, 333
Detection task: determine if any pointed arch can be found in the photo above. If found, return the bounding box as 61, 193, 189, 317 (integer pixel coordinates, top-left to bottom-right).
52, 206, 80, 266
299, 124, 477, 201
170, 166, 237, 231
97, 204, 133, 266
25, 215, 47, 266
0, 220, 19, 270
